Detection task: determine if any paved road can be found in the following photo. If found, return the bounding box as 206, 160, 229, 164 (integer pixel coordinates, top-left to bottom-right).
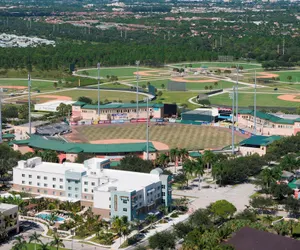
0, 221, 107, 250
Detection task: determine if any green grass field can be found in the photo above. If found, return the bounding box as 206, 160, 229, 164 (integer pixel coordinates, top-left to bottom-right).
209, 92, 300, 107
171, 62, 262, 69
52, 89, 146, 103
0, 78, 56, 91
76, 123, 245, 150
77, 67, 162, 78
275, 71, 300, 82
154, 91, 200, 108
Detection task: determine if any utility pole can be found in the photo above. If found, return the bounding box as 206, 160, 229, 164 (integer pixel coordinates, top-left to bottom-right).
146, 97, 149, 160
28, 73, 31, 135
254, 70, 257, 135
230, 86, 235, 154
136, 60, 140, 119
97, 62, 101, 119
283, 38, 285, 55
0, 88, 2, 144
235, 65, 239, 125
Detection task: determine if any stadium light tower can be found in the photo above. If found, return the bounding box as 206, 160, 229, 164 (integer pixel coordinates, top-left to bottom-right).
136, 60, 140, 119
230, 86, 235, 154
0, 88, 2, 144
254, 70, 257, 135
235, 65, 239, 125
97, 62, 101, 119
146, 97, 149, 160
28, 73, 31, 135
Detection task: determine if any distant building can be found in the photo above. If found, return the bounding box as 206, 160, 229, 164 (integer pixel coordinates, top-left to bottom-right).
13, 121, 49, 140
71, 102, 165, 122
239, 135, 281, 156
238, 110, 300, 136
13, 157, 172, 221
0, 203, 19, 233
34, 100, 75, 112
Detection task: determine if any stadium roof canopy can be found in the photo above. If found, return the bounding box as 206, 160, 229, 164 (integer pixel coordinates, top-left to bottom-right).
11, 135, 157, 154
239, 109, 298, 124
239, 135, 281, 147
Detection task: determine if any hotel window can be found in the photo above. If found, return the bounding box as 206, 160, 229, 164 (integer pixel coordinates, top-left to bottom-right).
91, 182, 95, 186
37, 176, 40, 179
109, 197, 111, 201
75, 194, 78, 198
53, 191, 56, 195
29, 175, 32, 178
44, 184, 48, 187
22, 188, 25, 191
109, 205, 111, 208
68, 193, 71, 197
22, 174, 25, 177
37, 189, 40, 193
84, 181, 88, 185
28, 188, 32, 191
84, 196, 88, 199
84, 188, 88, 192
123, 208, 127, 212
22, 181, 25, 184
44, 190, 47, 194
60, 178, 63, 182
60, 192, 63, 196
53, 178, 56, 181
29, 181, 32, 185
44, 177, 47, 180
91, 195, 94, 200
59, 185, 63, 189
75, 187, 78, 191
37, 183, 40, 186
91, 189, 94, 193
162, 185, 165, 189
68, 187, 71, 190
53, 185, 56, 188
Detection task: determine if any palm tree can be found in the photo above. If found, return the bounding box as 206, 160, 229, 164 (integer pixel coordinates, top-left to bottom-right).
193, 157, 205, 190
29, 232, 42, 250
183, 159, 195, 187
202, 150, 216, 171
111, 216, 129, 244
179, 148, 189, 163
260, 167, 281, 190
48, 212, 58, 225
38, 243, 50, 250
146, 214, 157, 229
170, 148, 179, 172
157, 153, 169, 168
50, 234, 65, 250
12, 236, 27, 250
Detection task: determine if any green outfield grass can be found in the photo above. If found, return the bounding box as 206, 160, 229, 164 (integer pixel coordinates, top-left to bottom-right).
77, 67, 162, 78
25, 243, 68, 250
0, 78, 56, 91
76, 123, 246, 150
52, 89, 146, 103
209, 92, 300, 107
275, 71, 300, 82
99, 83, 132, 89
171, 62, 262, 69
154, 91, 199, 108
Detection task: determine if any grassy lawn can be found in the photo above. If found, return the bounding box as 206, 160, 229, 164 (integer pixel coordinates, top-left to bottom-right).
25, 243, 69, 250
76, 123, 245, 150
0, 68, 69, 79
209, 92, 300, 107
154, 91, 199, 108
0, 79, 56, 91
171, 62, 262, 69
275, 70, 300, 82
52, 89, 146, 102
99, 83, 132, 89
77, 67, 162, 78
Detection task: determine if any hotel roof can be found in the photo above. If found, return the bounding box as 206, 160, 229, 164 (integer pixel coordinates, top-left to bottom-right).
12, 135, 157, 154
0, 203, 18, 212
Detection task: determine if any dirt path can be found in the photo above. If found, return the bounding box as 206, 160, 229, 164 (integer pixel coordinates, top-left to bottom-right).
37, 95, 72, 101
277, 94, 300, 102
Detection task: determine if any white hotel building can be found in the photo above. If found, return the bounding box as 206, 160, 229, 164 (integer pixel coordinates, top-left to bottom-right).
13, 157, 172, 221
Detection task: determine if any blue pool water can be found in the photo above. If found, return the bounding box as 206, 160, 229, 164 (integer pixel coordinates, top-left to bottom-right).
36, 213, 65, 222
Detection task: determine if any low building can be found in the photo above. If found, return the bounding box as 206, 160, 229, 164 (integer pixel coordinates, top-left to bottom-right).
0, 203, 19, 233
239, 135, 281, 156
13, 121, 49, 140
11, 135, 158, 162
12, 157, 172, 221
181, 108, 219, 123
238, 110, 300, 136
226, 227, 300, 250
34, 100, 75, 112
72, 102, 165, 122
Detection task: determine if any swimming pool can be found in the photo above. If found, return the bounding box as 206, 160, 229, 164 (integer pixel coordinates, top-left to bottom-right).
36, 213, 65, 222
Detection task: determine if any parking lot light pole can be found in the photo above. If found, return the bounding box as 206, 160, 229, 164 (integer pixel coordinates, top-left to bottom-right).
136, 60, 140, 119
